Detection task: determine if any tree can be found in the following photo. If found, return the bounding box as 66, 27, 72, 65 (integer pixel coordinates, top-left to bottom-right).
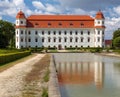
0, 33, 8, 48
0, 20, 15, 48
113, 29, 120, 39
113, 37, 120, 48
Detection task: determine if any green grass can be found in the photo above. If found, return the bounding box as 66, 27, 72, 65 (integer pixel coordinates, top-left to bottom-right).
43, 69, 50, 82
0, 49, 26, 55
42, 88, 48, 97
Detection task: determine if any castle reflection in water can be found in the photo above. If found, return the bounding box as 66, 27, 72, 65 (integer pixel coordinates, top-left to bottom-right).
54, 54, 104, 89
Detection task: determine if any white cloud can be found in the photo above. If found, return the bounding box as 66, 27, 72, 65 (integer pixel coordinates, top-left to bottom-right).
105, 17, 120, 39
32, 1, 45, 10
113, 6, 120, 16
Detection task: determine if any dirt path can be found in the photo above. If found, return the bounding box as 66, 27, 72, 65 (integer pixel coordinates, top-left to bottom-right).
0, 54, 45, 97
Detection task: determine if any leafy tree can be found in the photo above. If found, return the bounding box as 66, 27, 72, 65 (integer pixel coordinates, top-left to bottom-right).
0, 33, 8, 48
113, 29, 120, 39
0, 20, 15, 48
113, 37, 120, 48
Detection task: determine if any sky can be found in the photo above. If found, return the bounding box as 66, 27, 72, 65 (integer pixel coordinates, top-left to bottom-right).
0, 0, 120, 39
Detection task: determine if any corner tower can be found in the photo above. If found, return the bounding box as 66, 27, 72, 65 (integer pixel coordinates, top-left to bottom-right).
94, 10, 105, 47
15, 11, 27, 49
16, 10, 26, 26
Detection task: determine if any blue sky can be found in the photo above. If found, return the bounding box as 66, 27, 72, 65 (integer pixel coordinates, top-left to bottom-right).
0, 0, 120, 39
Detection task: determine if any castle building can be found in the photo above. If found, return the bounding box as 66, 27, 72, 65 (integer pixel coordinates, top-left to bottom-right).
15, 10, 105, 49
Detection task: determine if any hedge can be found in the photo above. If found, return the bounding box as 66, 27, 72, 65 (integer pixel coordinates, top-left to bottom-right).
0, 51, 31, 65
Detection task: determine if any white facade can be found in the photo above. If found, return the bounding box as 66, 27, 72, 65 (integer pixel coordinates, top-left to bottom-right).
15, 11, 105, 49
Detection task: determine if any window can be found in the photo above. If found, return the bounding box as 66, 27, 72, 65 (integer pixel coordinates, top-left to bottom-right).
98, 31, 100, 35
98, 37, 100, 42
81, 31, 83, 35
54, 38, 56, 42
16, 37, 18, 42
21, 21, 23, 24
102, 21, 104, 25
42, 38, 44, 42
64, 31, 67, 35
102, 37, 104, 42
70, 38, 72, 42
80, 23, 84, 26
48, 38, 51, 42
102, 31, 104, 35
75, 31, 78, 35
64, 38, 67, 42
48, 31, 50, 35
98, 21, 100, 24
81, 37, 84, 42
21, 30, 23, 34
88, 37, 90, 42
59, 38, 61, 42
59, 31, 61, 35
16, 30, 18, 35
35, 38, 38, 42
48, 23, 51, 26
28, 31, 31, 35
53, 31, 56, 35
42, 31, 44, 35
88, 31, 90, 35
35, 23, 39, 25
35, 31, 38, 35
70, 31, 72, 35
28, 38, 31, 42
59, 23, 62, 26
21, 38, 23, 42
70, 23, 73, 26
75, 38, 78, 42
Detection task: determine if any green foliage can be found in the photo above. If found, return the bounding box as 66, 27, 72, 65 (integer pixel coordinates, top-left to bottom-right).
113, 30, 120, 39
65, 47, 76, 50
43, 69, 50, 82
30, 47, 44, 53
0, 51, 31, 65
42, 88, 48, 97
0, 33, 8, 48
113, 37, 120, 48
0, 20, 15, 48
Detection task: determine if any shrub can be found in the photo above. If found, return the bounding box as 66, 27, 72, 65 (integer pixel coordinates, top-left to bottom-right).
0, 51, 31, 65
42, 88, 48, 97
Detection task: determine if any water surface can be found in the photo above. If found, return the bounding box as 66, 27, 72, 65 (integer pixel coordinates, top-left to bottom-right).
53, 53, 120, 97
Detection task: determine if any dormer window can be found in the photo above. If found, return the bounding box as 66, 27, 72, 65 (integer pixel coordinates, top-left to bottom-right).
48, 23, 51, 26
70, 23, 73, 26
35, 23, 39, 25
80, 23, 84, 27
59, 22, 62, 26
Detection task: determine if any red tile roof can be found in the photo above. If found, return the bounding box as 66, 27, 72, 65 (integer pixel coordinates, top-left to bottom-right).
16, 11, 26, 19
105, 40, 112, 45
27, 15, 94, 21
95, 11, 105, 19
16, 11, 105, 28
26, 19, 94, 28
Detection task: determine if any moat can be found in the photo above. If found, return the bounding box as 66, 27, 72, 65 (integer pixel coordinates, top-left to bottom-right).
53, 53, 120, 97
